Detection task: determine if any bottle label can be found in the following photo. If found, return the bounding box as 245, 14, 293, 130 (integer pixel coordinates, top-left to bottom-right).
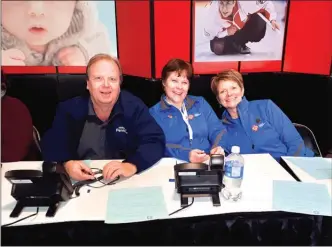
224, 160, 243, 179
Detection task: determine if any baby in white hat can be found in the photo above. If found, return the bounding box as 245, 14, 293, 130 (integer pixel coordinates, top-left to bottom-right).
2, 1, 112, 66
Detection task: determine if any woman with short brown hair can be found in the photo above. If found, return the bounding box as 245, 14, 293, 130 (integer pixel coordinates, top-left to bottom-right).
150, 58, 229, 163
210, 69, 314, 161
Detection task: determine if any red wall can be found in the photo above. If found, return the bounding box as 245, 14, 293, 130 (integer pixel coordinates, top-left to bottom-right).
154, 1, 191, 78
283, 1, 332, 75
2, 0, 331, 77
2, 66, 56, 74
153, 0, 331, 77
116, 0, 152, 78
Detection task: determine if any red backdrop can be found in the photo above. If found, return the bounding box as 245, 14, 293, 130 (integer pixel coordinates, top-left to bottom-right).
2, 0, 331, 77
283, 1, 332, 75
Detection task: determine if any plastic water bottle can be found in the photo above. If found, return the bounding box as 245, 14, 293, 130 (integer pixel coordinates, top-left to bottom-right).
222, 146, 244, 201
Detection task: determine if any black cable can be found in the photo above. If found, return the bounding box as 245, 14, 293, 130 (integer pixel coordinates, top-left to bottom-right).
73, 168, 120, 196
2, 207, 39, 227
168, 198, 195, 216
87, 177, 119, 188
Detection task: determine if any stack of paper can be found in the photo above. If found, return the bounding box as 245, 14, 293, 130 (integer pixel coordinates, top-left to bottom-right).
273, 180, 332, 216
283, 157, 332, 180
105, 186, 168, 224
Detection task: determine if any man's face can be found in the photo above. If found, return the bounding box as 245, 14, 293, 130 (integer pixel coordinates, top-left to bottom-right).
87, 59, 121, 107
2, 1, 76, 46
219, 1, 236, 18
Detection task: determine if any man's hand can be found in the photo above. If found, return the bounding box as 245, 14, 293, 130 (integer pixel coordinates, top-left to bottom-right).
189, 149, 210, 163
271, 20, 280, 31
103, 161, 137, 180
2, 49, 26, 65
57, 46, 86, 66
227, 25, 238, 36
64, 160, 95, 181
210, 146, 225, 155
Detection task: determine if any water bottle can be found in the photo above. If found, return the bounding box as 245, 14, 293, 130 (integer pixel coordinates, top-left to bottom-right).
222, 146, 244, 201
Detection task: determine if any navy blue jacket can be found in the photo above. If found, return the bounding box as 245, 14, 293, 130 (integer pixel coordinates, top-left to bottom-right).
220, 97, 314, 161
41, 90, 165, 173
150, 95, 228, 161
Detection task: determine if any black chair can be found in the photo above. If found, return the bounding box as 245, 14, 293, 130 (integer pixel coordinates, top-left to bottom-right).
293, 123, 322, 157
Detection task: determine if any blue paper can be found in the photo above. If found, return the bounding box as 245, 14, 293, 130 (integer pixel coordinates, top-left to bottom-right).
284, 157, 332, 180
273, 180, 332, 217
105, 186, 168, 224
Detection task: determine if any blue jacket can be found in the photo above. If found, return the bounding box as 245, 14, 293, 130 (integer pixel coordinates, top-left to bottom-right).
149, 95, 228, 161
220, 97, 314, 161
41, 90, 165, 173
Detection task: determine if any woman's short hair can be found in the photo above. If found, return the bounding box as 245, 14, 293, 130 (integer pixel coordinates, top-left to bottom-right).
161, 58, 193, 81
211, 69, 244, 95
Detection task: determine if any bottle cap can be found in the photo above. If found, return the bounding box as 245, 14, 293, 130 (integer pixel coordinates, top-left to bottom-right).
231, 146, 240, 154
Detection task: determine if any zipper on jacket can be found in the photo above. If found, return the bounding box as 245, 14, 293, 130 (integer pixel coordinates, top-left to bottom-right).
238, 111, 255, 151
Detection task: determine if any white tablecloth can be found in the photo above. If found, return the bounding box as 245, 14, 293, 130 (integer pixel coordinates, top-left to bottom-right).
1, 153, 295, 226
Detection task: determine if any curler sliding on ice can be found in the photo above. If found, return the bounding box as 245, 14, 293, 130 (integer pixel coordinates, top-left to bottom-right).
202, 0, 281, 56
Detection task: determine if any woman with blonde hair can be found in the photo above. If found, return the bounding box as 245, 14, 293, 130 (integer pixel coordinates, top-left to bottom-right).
210, 69, 314, 161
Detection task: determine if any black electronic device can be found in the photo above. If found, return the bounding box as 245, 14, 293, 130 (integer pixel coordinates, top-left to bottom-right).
174, 154, 225, 207
4, 161, 74, 218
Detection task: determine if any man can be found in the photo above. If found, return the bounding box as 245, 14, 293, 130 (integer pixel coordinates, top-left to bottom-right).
203, 0, 280, 55
41, 54, 165, 181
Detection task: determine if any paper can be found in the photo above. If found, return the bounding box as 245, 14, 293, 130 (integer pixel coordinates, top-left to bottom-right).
284, 157, 332, 180
273, 180, 332, 217
105, 186, 169, 224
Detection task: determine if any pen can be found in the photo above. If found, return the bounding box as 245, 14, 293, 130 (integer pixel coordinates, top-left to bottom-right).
169, 179, 175, 182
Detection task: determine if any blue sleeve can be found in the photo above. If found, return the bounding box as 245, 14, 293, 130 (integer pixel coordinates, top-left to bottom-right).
266, 100, 314, 157
164, 144, 191, 162
40, 102, 73, 162
123, 102, 165, 173
200, 97, 230, 153
149, 107, 190, 162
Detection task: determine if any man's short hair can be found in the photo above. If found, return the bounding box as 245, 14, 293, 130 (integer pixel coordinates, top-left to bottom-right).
86, 54, 123, 82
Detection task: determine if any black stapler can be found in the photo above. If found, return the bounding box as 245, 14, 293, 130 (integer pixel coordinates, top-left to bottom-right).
174, 154, 225, 207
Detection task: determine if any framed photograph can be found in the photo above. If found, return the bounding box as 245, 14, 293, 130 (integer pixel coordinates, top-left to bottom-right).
2, 1, 118, 66
193, 0, 288, 63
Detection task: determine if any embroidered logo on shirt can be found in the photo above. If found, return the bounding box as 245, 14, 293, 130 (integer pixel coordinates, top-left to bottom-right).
168, 115, 173, 119
187, 113, 201, 120
252, 125, 258, 132
116, 126, 128, 134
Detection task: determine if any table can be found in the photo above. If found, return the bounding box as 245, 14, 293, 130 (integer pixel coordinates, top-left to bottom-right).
281, 156, 332, 246
0, 154, 324, 245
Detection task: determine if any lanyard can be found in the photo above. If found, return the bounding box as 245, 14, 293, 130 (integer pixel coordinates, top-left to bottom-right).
180, 103, 193, 142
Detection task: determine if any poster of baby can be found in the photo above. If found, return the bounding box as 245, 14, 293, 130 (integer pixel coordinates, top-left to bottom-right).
1, 1, 117, 66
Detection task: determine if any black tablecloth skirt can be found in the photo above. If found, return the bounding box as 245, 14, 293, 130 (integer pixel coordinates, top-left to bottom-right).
2, 211, 331, 246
